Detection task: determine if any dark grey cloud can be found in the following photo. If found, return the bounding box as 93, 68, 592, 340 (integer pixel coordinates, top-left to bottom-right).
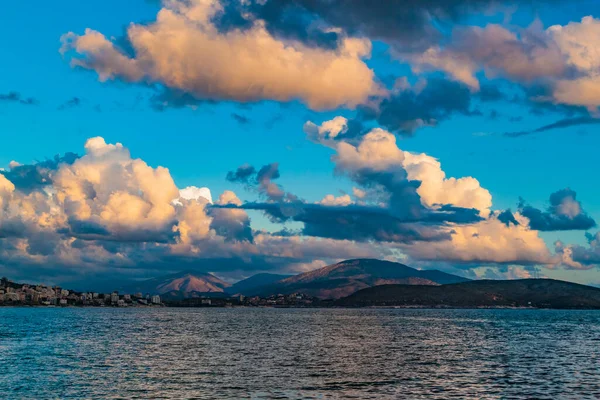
223, 160, 484, 244
207, 207, 254, 243
358, 78, 476, 134
497, 209, 519, 226
513, 84, 591, 120
58, 218, 176, 244
231, 113, 250, 125
57, 97, 82, 110
478, 84, 507, 102
520, 189, 596, 231
0, 91, 39, 106
213, 0, 539, 52
1, 153, 79, 193
149, 88, 215, 111
228, 163, 296, 202
555, 232, 600, 270
505, 117, 600, 137
215, 201, 481, 244
226, 164, 257, 183
214, 0, 341, 49
256, 163, 280, 183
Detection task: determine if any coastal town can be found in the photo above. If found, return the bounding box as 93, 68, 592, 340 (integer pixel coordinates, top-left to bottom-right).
0, 277, 319, 308
0, 277, 163, 307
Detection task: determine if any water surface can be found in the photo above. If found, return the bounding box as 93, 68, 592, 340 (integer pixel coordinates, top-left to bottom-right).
1, 308, 599, 399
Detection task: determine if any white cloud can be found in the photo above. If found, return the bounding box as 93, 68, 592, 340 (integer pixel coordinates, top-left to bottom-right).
177, 186, 213, 204
402, 212, 554, 266
60, 0, 381, 110
406, 17, 600, 110
303, 117, 552, 266
305, 117, 492, 214
53, 136, 180, 237
304, 116, 350, 142
319, 194, 353, 206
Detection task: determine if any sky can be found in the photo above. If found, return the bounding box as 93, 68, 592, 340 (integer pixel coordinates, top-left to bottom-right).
2, 0, 600, 286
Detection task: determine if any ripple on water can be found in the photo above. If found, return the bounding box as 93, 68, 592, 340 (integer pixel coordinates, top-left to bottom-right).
1, 308, 600, 399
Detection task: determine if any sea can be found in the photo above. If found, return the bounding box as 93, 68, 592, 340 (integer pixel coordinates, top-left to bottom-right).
1, 307, 599, 399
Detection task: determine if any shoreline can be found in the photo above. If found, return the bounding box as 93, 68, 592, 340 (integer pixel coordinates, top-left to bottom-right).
2, 304, 600, 310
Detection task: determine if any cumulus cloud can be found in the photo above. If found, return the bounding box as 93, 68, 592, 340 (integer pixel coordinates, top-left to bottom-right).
407, 23, 566, 91
222, 118, 528, 261
0, 136, 407, 283
408, 17, 600, 110
319, 194, 353, 206
0, 138, 209, 268
208, 190, 253, 242
358, 78, 477, 134
298, 117, 554, 266
401, 212, 554, 266
227, 162, 296, 203
214, 0, 531, 53
305, 117, 492, 215
479, 265, 540, 280
224, 126, 489, 245
1, 153, 79, 193
0, 128, 589, 282
298, 120, 549, 266
60, 0, 381, 110
178, 186, 213, 204
555, 232, 600, 270
52, 137, 182, 241
519, 188, 596, 231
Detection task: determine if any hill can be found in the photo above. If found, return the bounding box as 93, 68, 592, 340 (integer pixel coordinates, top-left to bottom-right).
255, 259, 469, 299
122, 271, 231, 299
229, 273, 291, 295
336, 279, 600, 309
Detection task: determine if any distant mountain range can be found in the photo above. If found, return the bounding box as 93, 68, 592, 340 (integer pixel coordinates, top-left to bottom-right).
121, 271, 231, 300
8, 258, 600, 308
120, 259, 470, 300
229, 273, 291, 295
249, 259, 470, 299
336, 279, 600, 309
81, 258, 600, 307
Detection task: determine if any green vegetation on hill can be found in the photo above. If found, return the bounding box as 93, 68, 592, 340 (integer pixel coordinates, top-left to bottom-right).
253, 258, 470, 299
336, 279, 600, 309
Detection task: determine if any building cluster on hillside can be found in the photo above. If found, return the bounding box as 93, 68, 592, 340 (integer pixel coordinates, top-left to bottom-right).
0, 277, 322, 308
0, 277, 162, 307
170, 292, 318, 307
243, 292, 316, 307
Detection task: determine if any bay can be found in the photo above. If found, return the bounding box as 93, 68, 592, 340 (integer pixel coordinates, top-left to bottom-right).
1, 308, 599, 399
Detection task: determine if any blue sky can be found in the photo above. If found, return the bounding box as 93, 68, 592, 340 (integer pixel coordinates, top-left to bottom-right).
2, 0, 600, 285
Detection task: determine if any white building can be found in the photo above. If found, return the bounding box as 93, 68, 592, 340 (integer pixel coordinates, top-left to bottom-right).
151, 295, 161, 304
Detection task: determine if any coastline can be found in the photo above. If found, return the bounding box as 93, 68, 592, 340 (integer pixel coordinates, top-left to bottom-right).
2, 304, 599, 310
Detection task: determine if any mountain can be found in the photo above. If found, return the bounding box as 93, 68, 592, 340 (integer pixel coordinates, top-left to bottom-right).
122, 271, 231, 299
336, 279, 600, 309
229, 273, 292, 295
255, 259, 470, 299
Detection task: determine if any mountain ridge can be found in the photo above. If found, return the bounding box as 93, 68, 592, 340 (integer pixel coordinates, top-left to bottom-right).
252, 258, 469, 299
336, 279, 600, 308
229, 273, 291, 295
122, 270, 231, 299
